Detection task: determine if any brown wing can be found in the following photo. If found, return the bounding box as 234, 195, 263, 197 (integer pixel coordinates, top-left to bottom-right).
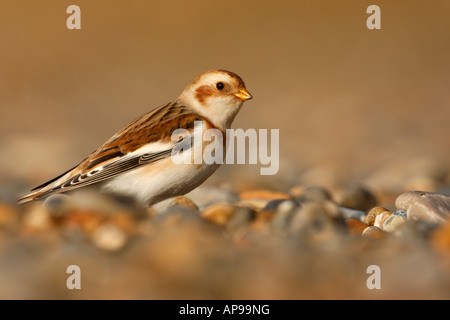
17, 101, 210, 204
78, 101, 205, 173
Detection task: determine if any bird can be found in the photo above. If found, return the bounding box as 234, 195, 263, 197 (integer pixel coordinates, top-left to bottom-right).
17, 70, 252, 207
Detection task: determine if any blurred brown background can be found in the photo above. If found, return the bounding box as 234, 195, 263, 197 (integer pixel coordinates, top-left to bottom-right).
0, 0, 450, 301
1, 0, 449, 195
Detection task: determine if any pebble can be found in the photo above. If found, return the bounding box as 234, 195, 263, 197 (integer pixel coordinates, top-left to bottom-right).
270, 200, 300, 232
239, 190, 292, 210
345, 219, 368, 235
21, 203, 53, 232
169, 196, 199, 213
395, 191, 450, 224
186, 186, 239, 209
43, 194, 73, 219
290, 202, 345, 238
365, 206, 389, 226
263, 199, 300, 212
91, 222, 127, 251
338, 185, 377, 211
339, 207, 366, 222
362, 226, 386, 239
69, 190, 144, 218
374, 211, 392, 229
226, 207, 254, 233
236, 199, 269, 211
239, 189, 292, 201
382, 214, 406, 233
393, 209, 407, 219
63, 210, 105, 234
295, 185, 333, 203
201, 203, 238, 226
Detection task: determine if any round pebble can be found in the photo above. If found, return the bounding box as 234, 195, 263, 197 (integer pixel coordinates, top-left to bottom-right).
263, 199, 300, 212
169, 196, 199, 213
226, 207, 254, 233
382, 214, 406, 233
43, 194, 73, 219
339, 207, 366, 222
290, 202, 345, 237
395, 191, 450, 224
201, 203, 238, 226
374, 211, 392, 229
91, 223, 127, 251
22, 203, 53, 232
237, 190, 292, 211
365, 206, 389, 226
296, 185, 332, 203
186, 186, 239, 210
362, 226, 386, 239
339, 185, 377, 211
392, 209, 407, 219
239, 189, 291, 201
270, 201, 299, 232
345, 219, 368, 235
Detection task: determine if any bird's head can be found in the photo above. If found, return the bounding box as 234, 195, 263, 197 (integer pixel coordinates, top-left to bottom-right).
178, 69, 252, 130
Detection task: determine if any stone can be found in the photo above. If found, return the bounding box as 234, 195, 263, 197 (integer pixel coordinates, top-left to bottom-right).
186, 186, 240, 209
362, 226, 386, 239
91, 222, 127, 251
345, 219, 368, 235
201, 203, 238, 226
169, 196, 199, 213
236, 198, 269, 211
339, 207, 366, 222
43, 194, 73, 219
321, 200, 341, 218
22, 203, 53, 232
68, 190, 144, 218
63, 210, 105, 234
239, 189, 291, 201
395, 191, 450, 224
338, 185, 377, 211
226, 207, 254, 233
236, 189, 293, 211
290, 202, 345, 238
289, 185, 305, 198
365, 206, 389, 226
383, 214, 406, 233
392, 209, 407, 219
270, 200, 299, 232
263, 199, 300, 212
395, 219, 438, 239
296, 185, 333, 203
374, 211, 392, 229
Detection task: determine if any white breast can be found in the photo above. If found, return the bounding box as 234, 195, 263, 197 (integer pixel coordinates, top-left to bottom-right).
101, 129, 222, 207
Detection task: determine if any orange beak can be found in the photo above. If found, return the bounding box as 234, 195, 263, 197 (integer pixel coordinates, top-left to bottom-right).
234, 88, 252, 101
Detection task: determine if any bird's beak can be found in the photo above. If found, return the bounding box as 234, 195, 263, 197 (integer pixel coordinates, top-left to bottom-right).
234, 88, 252, 101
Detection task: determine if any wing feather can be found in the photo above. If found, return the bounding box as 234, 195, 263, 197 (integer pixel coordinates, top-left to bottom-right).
18, 100, 210, 204
38, 146, 181, 197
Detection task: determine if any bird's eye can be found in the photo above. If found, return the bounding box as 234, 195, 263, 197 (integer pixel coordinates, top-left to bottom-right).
216, 82, 224, 90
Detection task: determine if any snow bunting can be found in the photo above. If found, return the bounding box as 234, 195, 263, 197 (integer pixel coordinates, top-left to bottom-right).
17, 70, 252, 207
